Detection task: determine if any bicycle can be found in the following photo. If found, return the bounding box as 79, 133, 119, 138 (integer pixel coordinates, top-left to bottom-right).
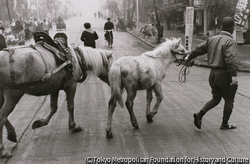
105, 30, 113, 48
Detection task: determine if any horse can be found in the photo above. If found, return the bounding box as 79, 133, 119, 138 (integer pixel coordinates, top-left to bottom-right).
106, 38, 188, 138
0, 41, 114, 157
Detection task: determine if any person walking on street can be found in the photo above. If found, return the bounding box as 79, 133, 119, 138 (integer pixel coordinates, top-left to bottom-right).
80, 22, 99, 48
186, 17, 238, 130
42, 18, 50, 34
0, 33, 7, 51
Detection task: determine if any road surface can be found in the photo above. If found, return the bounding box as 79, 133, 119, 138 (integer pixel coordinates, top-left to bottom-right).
1, 15, 250, 164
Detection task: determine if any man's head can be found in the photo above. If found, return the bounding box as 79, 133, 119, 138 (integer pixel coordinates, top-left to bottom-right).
221, 17, 235, 34
84, 22, 91, 29
107, 18, 111, 22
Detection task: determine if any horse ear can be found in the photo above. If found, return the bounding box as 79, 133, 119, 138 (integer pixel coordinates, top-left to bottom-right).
107, 51, 114, 59
177, 38, 181, 45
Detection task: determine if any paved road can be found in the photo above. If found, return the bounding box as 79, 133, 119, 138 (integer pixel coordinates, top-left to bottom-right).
1, 15, 250, 164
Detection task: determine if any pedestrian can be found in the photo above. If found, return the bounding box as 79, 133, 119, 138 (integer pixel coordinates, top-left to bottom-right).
42, 18, 50, 34
0, 21, 5, 34
80, 22, 99, 48
187, 17, 238, 130
0, 33, 7, 51
24, 26, 31, 41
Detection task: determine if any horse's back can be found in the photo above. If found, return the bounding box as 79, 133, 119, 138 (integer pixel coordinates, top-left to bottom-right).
0, 46, 55, 86
112, 55, 158, 89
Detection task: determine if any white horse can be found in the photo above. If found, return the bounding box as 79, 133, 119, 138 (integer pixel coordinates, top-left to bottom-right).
106, 38, 188, 138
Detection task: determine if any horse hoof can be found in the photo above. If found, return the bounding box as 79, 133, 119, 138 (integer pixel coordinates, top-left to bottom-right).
7, 133, 17, 142
72, 125, 83, 132
32, 120, 47, 129
106, 130, 113, 138
132, 122, 139, 129
146, 115, 153, 122
1, 152, 12, 158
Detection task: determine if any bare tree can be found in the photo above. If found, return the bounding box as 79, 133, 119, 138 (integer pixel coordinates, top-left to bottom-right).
153, 0, 162, 43
5, 0, 12, 25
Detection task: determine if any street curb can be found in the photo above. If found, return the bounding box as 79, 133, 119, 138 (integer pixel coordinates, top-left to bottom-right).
126, 31, 156, 48
127, 31, 250, 73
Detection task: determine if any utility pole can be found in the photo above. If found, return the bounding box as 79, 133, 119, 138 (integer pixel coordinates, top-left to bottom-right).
189, 0, 193, 6
36, 0, 39, 20
137, 0, 139, 35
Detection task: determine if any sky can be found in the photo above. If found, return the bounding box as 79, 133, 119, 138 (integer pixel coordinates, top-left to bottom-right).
71, 0, 105, 14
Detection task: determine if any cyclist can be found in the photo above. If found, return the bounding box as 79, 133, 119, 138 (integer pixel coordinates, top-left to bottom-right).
104, 18, 114, 41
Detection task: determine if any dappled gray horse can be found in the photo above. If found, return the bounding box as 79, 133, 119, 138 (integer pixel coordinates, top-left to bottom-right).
106, 38, 188, 138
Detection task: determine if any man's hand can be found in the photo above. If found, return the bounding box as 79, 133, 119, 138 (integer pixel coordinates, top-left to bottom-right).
231, 76, 238, 85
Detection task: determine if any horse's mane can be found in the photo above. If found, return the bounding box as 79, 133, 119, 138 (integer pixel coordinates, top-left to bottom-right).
77, 46, 114, 75
142, 38, 181, 57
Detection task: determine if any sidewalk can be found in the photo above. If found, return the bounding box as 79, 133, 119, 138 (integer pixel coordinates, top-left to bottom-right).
126, 22, 250, 72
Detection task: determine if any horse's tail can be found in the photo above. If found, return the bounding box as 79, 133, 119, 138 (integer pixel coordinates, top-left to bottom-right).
108, 64, 124, 107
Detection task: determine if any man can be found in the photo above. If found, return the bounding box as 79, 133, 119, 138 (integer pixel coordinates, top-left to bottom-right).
0, 21, 5, 34
0, 33, 7, 51
187, 17, 238, 130
104, 18, 114, 41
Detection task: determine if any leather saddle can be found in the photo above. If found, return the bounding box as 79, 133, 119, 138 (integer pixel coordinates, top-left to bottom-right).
34, 32, 71, 65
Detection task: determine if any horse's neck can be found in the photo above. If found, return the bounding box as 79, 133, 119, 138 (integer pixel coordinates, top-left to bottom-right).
154, 51, 174, 70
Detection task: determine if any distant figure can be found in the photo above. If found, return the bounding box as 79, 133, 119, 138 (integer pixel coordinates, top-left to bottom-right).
11, 19, 15, 31
166, 13, 171, 30
0, 33, 7, 50
30, 18, 37, 36
24, 26, 31, 41
0, 21, 5, 34
42, 18, 50, 34
57, 16, 63, 24
80, 22, 99, 48
94, 12, 97, 18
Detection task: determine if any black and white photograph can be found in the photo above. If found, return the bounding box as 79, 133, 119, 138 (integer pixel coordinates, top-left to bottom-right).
0, 0, 249, 163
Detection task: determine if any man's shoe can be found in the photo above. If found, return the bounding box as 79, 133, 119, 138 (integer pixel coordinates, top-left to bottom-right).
193, 113, 202, 129
220, 123, 236, 130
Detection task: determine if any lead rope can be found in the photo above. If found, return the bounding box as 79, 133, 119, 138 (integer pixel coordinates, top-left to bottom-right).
179, 63, 190, 83
178, 54, 192, 83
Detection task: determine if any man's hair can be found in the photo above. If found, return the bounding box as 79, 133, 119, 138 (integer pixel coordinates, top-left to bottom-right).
221, 17, 235, 31
107, 18, 111, 21
84, 22, 91, 29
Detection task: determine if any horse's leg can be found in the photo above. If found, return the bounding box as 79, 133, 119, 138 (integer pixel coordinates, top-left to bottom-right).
65, 85, 83, 132
147, 83, 163, 122
125, 87, 139, 129
105, 95, 117, 138
0, 88, 17, 142
0, 90, 24, 158
146, 88, 153, 122
32, 91, 59, 129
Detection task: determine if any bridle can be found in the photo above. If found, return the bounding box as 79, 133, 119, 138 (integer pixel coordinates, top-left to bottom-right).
171, 49, 194, 83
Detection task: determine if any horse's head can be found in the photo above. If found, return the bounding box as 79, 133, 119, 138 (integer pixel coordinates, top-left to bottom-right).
100, 49, 115, 69
98, 49, 115, 84
170, 38, 188, 64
